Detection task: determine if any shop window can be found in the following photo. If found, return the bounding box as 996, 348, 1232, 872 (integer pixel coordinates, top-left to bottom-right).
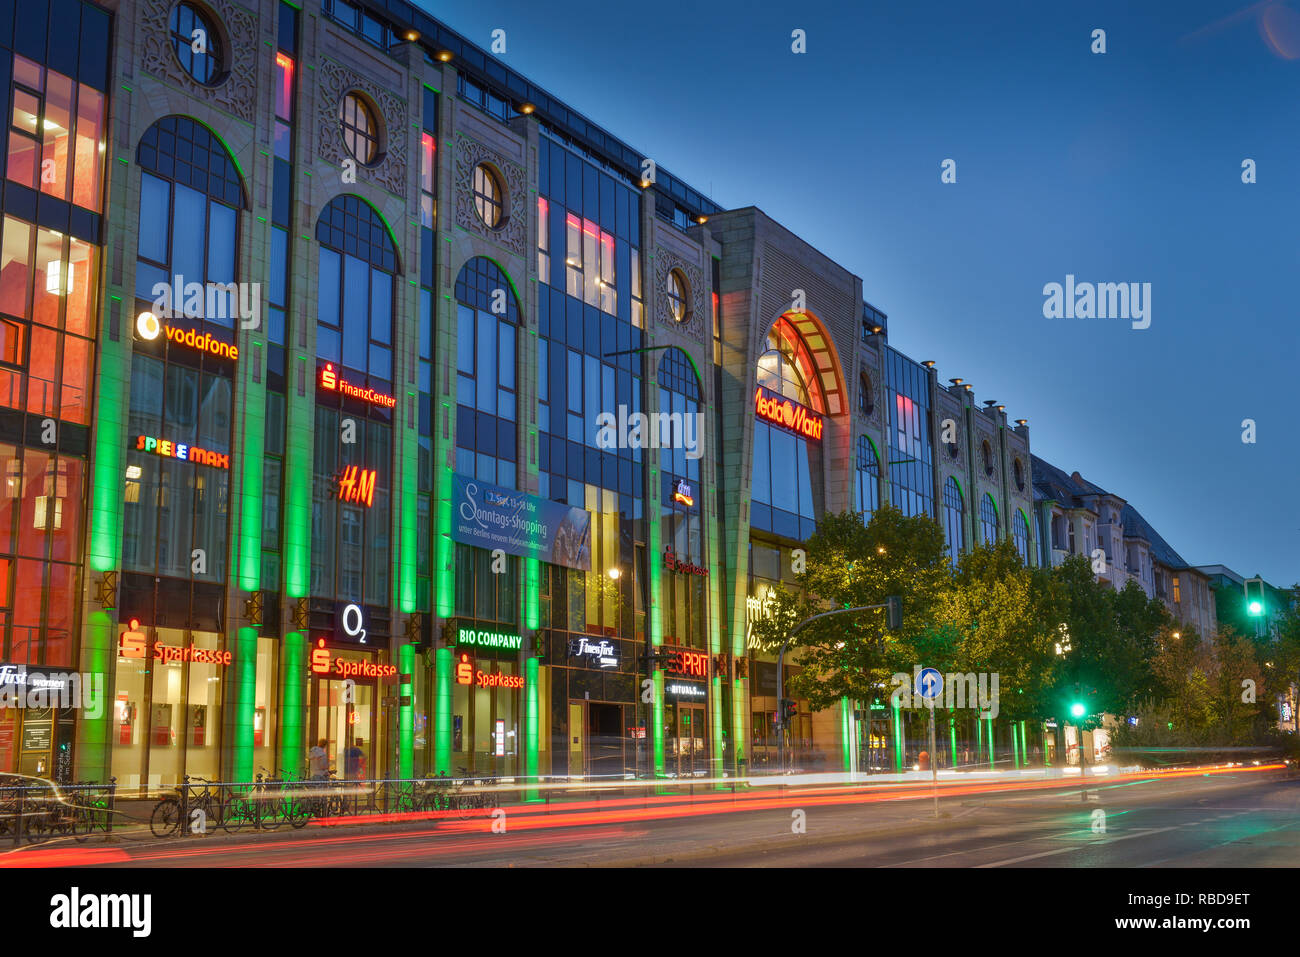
315, 194, 398, 381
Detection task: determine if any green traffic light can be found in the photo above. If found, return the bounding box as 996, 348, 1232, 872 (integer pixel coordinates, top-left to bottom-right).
1070, 702, 1086, 719
1248, 600, 1263, 616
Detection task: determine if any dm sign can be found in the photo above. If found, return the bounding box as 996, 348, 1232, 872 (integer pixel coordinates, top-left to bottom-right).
452, 474, 592, 571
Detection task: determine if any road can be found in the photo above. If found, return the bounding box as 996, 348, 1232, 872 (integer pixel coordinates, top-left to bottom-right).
4, 766, 1296, 868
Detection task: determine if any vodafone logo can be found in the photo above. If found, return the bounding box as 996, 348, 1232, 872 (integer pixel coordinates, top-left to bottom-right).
136, 311, 162, 340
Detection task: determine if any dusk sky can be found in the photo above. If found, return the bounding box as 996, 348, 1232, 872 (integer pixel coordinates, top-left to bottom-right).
419, 0, 1300, 586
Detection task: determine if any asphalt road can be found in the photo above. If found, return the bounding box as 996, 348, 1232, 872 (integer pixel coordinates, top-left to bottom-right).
5, 767, 1296, 867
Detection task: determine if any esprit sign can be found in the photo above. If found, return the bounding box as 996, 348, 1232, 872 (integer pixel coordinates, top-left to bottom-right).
754, 386, 824, 441
309, 638, 396, 679
319, 363, 396, 409
664, 648, 709, 679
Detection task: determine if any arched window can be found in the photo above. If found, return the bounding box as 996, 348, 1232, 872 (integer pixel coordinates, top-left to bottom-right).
311, 197, 398, 607
858, 372, 873, 417
980, 494, 999, 546
854, 435, 880, 522
943, 477, 964, 567
657, 347, 706, 648
1013, 509, 1030, 563
666, 270, 688, 322
454, 257, 519, 488
982, 439, 995, 477
472, 163, 504, 227
315, 195, 397, 382
135, 115, 244, 323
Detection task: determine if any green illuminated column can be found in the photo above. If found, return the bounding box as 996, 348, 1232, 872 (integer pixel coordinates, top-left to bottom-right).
398, 643, 414, 779
524, 656, 539, 799
398, 392, 418, 615
647, 474, 664, 779
236, 355, 265, 591
1020, 720, 1028, 766
434, 647, 452, 776
949, 716, 958, 770
987, 716, 995, 770
82, 290, 130, 782
892, 699, 903, 772
839, 698, 854, 776
1011, 721, 1019, 770
283, 356, 314, 599
975, 716, 982, 767
230, 626, 258, 781
279, 632, 306, 777
76, 611, 115, 782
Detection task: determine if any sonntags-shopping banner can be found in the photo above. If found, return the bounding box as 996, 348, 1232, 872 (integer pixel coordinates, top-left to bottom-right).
452, 474, 592, 571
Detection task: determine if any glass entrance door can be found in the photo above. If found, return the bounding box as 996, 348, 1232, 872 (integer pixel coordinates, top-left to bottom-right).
310, 679, 374, 780
673, 704, 705, 777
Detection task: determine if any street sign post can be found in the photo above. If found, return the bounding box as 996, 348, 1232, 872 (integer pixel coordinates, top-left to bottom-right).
916, 668, 942, 818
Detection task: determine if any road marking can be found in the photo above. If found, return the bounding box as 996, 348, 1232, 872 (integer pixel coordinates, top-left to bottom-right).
976, 826, 1181, 867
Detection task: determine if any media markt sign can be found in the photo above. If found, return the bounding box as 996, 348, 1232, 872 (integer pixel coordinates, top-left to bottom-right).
453, 626, 523, 652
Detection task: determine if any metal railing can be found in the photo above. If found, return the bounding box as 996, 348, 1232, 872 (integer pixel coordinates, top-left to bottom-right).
0, 779, 117, 845
151, 773, 503, 838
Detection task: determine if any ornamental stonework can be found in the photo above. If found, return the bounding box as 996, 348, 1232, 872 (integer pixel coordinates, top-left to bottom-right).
454, 135, 527, 255
139, 0, 258, 123
654, 254, 705, 342
315, 59, 409, 198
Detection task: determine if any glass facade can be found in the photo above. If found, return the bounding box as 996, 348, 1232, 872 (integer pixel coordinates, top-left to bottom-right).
885, 347, 934, 518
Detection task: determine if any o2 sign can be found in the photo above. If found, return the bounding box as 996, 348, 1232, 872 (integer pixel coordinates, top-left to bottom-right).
336, 602, 369, 645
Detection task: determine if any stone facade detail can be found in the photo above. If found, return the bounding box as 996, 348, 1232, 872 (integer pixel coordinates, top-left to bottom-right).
315, 58, 409, 198
654, 253, 705, 342
139, 0, 258, 123
453, 135, 527, 255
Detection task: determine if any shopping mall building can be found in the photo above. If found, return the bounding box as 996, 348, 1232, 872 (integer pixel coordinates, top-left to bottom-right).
0, 0, 1040, 790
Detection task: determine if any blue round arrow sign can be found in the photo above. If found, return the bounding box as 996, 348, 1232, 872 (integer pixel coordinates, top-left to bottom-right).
916, 667, 943, 701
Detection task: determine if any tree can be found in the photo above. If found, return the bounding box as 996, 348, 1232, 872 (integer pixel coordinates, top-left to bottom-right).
933, 539, 1060, 722
749, 505, 950, 713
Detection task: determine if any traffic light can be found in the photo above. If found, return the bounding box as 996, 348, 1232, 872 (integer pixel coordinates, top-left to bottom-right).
1245, 577, 1265, 617
780, 698, 797, 722
885, 595, 902, 631
1069, 701, 1086, 719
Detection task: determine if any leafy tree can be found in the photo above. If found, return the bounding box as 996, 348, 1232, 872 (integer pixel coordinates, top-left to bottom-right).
749, 505, 950, 713
933, 539, 1059, 722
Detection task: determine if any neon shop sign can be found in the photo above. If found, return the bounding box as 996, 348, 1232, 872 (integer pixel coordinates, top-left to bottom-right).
455, 653, 524, 690
336, 465, 377, 507
134, 435, 230, 469
136, 311, 238, 361
568, 637, 618, 669
454, 626, 523, 651
753, 386, 824, 441
118, 619, 232, 667
672, 480, 694, 507
664, 545, 707, 577
319, 363, 396, 410
664, 648, 710, 679
310, 638, 396, 679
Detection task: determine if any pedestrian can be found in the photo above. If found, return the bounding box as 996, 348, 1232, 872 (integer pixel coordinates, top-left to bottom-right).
345, 739, 365, 779
309, 738, 328, 779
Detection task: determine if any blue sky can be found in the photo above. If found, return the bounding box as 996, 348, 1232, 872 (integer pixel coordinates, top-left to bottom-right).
416, 0, 1300, 586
